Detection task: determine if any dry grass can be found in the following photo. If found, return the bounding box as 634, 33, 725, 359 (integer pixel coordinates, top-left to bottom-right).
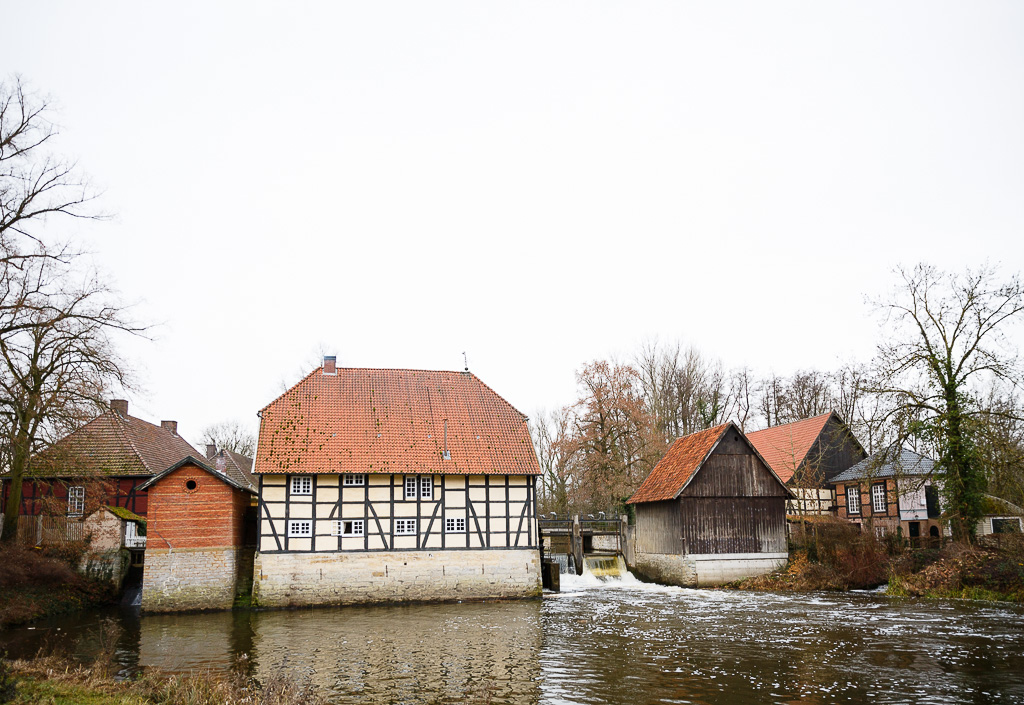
3, 654, 327, 705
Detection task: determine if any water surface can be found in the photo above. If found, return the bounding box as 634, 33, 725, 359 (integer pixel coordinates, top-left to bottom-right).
3, 573, 1023, 704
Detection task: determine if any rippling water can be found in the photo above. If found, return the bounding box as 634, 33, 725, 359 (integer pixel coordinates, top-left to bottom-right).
3, 573, 1023, 704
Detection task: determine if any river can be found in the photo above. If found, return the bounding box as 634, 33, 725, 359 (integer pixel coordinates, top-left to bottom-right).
2, 571, 1023, 704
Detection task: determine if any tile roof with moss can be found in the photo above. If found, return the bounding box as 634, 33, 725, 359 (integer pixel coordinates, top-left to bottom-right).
254, 367, 540, 476
18, 407, 202, 478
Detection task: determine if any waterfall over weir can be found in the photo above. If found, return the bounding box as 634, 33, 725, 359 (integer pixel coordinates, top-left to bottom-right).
559, 554, 639, 589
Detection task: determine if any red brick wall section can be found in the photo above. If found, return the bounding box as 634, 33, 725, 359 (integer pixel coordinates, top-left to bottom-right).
146, 465, 248, 550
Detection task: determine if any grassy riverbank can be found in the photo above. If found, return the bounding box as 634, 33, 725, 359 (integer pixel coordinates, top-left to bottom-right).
732, 520, 1024, 601
0, 545, 118, 628
0, 653, 328, 705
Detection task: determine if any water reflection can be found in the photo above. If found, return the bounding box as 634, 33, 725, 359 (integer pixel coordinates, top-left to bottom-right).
3, 580, 1024, 705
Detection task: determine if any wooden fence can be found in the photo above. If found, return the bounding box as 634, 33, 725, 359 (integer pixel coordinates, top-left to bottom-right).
0, 514, 84, 545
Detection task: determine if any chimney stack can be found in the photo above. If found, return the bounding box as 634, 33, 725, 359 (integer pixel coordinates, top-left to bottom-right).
206, 444, 217, 459
161, 420, 178, 436
110, 399, 129, 417
323, 355, 337, 375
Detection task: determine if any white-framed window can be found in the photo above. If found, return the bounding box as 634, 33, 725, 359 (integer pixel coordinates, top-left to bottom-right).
332, 519, 364, 537
874, 525, 887, 538
343, 474, 365, 487
290, 476, 312, 495
846, 485, 860, 515
67, 486, 85, 516
288, 519, 312, 537
420, 476, 433, 500
445, 517, 466, 533
395, 518, 417, 535
405, 476, 417, 499
871, 483, 887, 514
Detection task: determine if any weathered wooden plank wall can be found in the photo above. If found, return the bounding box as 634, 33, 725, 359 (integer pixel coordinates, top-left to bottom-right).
677, 497, 786, 554
634, 500, 682, 554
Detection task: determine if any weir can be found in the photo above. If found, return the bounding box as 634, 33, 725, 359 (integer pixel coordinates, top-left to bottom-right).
539, 515, 629, 587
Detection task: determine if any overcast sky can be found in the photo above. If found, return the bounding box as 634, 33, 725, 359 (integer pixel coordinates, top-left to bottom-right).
4, 2, 1023, 445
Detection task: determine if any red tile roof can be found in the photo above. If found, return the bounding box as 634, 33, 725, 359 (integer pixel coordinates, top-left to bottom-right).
253, 367, 540, 476
24, 408, 202, 478
627, 424, 730, 504
746, 412, 832, 483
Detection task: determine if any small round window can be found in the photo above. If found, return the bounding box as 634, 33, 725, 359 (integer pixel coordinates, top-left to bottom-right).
184, 479, 199, 493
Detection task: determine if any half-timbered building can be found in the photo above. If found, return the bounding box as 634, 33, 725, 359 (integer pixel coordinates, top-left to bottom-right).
747, 411, 866, 516
833, 447, 942, 542
626, 422, 792, 587
251, 358, 542, 607
1, 400, 200, 522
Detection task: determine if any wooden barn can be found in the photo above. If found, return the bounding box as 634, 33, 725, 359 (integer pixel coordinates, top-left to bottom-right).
139, 456, 257, 612
626, 422, 792, 587
250, 357, 542, 607
747, 412, 866, 516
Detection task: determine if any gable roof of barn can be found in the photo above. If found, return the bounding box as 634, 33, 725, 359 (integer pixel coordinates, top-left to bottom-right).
253, 366, 540, 476
627, 422, 790, 504
16, 405, 201, 478
747, 411, 863, 483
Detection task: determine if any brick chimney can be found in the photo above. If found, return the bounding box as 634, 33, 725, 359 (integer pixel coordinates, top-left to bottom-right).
161, 420, 178, 436
110, 399, 129, 417
323, 355, 337, 375
206, 444, 217, 459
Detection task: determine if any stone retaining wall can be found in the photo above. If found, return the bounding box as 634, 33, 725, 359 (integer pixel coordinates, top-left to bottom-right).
630, 551, 788, 587
142, 546, 245, 612
253, 549, 541, 607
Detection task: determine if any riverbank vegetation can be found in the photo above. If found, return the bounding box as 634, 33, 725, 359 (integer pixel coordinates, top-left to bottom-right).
532, 265, 1024, 535
732, 519, 1024, 601
0, 544, 116, 628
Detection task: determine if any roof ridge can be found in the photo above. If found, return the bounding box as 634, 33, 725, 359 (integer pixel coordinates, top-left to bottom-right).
747, 410, 834, 436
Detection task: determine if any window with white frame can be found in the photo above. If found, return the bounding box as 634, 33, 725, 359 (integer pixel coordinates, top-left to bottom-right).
846, 485, 860, 515
445, 517, 466, 533
343, 474, 365, 487
395, 518, 417, 535
290, 476, 312, 495
288, 519, 312, 537
871, 483, 887, 514
332, 519, 364, 537
420, 476, 433, 500
67, 486, 85, 516
874, 525, 887, 538
405, 476, 417, 499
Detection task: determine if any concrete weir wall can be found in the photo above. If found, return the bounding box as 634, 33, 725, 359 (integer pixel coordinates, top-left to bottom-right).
631, 552, 787, 587
253, 549, 542, 607
142, 547, 247, 612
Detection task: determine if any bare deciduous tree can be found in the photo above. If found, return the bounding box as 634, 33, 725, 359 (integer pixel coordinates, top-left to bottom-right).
200, 420, 257, 458
869, 263, 1024, 542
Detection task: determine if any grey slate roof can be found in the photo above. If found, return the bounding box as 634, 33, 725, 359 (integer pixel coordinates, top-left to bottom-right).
831, 447, 935, 483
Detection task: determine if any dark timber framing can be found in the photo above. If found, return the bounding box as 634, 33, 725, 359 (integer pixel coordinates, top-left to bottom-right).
257, 472, 538, 555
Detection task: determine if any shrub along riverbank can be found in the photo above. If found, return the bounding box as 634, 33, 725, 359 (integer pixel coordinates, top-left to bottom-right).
0, 544, 118, 628
731, 518, 1024, 601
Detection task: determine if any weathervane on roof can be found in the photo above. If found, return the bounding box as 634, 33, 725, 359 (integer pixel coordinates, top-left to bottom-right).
463, 351, 468, 372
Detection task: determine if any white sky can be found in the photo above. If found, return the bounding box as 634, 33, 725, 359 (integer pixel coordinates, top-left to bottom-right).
4, 2, 1023, 445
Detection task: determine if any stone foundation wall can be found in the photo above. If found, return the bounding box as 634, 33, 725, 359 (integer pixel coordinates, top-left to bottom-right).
689, 553, 788, 586
253, 549, 541, 608
630, 551, 788, 587
630, 552, 697, 587
142, 547, 243, 612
